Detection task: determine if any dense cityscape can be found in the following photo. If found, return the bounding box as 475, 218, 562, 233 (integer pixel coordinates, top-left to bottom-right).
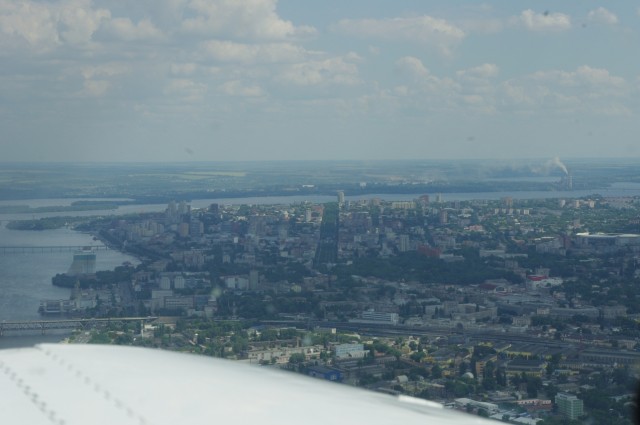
18, 187, 640, 425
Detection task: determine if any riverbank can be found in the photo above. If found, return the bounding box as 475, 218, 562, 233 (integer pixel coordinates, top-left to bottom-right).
0, 332, 70, 349
6, 216, 76, 230
4, 186, 640, 226
0, 225, 140, 322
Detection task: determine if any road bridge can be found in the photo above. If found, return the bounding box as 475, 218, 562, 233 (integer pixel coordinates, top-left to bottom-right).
0, 317, 157, 336
0, 245, 111, 254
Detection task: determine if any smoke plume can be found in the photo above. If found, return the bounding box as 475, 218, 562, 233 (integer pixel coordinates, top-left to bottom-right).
548, 157, 568, 175
531, 157, 569, 175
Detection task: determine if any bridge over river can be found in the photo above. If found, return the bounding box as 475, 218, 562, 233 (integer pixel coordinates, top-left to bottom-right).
0, 245, 111, 254
0, 317, 157, 336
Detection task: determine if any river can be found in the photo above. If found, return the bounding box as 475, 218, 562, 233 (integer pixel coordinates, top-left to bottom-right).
0, 224, 139, 322
2, 185, 640, 222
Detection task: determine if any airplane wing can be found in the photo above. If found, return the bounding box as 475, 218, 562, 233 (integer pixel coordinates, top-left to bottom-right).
0, 343, 499, 425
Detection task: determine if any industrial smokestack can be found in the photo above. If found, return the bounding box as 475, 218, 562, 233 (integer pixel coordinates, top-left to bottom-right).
559, 172, 573, 190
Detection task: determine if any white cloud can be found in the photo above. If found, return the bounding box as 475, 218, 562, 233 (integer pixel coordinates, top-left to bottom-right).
575, 65, 624, 87
2, 0, 316, 51
455, 64, 499, 113
201, 40, 308, 64
463, 94, 484, 105
393, 56, 463, 109
78, 63, 128, 97
220, 80, 264, 97
81, 63, 129, 79
181, 0, 316, 40
595, 104, 632, 116
502, 66, 629, 114
395, 56, 430, 79
171, 62, 198, 76
391, 60, 631, 117
82, 79, 109, 96
531, 66, 625, 89
0, 1, 60, 50
0, 0, 110, 51
587, 7, 618, 25
502, 82, 534, 106
395, 56, 460, 93
457, 18, 504, 34
164, 78, 207, 102
58, 0, 110, 45
513, 9, 571, 32
105, 17, 164, 41
333, 16, 465, 55
393, 85, 409, 97
457, 63, 499, 79
279, 57, 360, 86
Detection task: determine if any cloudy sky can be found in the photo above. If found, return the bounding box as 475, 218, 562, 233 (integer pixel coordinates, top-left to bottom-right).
1, 0, 639, 162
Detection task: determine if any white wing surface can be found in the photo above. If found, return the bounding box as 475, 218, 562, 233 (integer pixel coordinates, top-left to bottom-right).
0, 344, 499, 425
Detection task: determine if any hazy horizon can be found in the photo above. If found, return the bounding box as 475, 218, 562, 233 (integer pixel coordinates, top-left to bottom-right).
0, 157, 637, 166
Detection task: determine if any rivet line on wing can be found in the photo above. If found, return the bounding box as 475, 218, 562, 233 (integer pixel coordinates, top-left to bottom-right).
36, 346, 151, 425
0, 360, 66, 425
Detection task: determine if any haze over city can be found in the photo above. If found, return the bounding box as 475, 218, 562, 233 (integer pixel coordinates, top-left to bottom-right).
1, 0, 640, 162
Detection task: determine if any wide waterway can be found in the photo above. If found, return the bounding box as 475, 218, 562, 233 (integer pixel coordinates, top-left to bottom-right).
0, 223, 139, 323
2, 184, 640, 222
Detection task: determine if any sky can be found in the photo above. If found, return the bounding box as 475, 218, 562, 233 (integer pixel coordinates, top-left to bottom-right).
1, 0, 639, 162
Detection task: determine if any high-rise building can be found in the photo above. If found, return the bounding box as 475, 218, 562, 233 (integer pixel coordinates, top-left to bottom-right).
67, 249, 96, 276
555, 393, 583, 420
189, 219, 204, 238
178, 201, 189, 216
398, 234, 410, 252
337, 190, 345, 205
165, 201, 178, 225
159, 275, 172, 290
249, 270, 260, 290
439, 210, 448, 225
178, 222, 190, 238
278, 224, 288, 240
173, 275, 185, 289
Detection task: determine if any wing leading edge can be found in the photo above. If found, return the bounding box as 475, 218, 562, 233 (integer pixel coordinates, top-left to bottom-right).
0, 343, 499, 425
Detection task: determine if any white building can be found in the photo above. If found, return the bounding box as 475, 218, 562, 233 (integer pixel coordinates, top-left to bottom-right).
174, 275, 185, 289
555, 393, 583, 420
351, 310, 400, 325
398, 234, 410, 252
160, 276, 172, 290
454, 398, 499, 415
224, 276, 249, 290
159, 273, 186, 290
333, 343, 367, 359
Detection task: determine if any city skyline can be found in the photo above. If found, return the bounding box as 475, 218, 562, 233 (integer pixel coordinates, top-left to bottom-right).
1, 1, 639, 162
